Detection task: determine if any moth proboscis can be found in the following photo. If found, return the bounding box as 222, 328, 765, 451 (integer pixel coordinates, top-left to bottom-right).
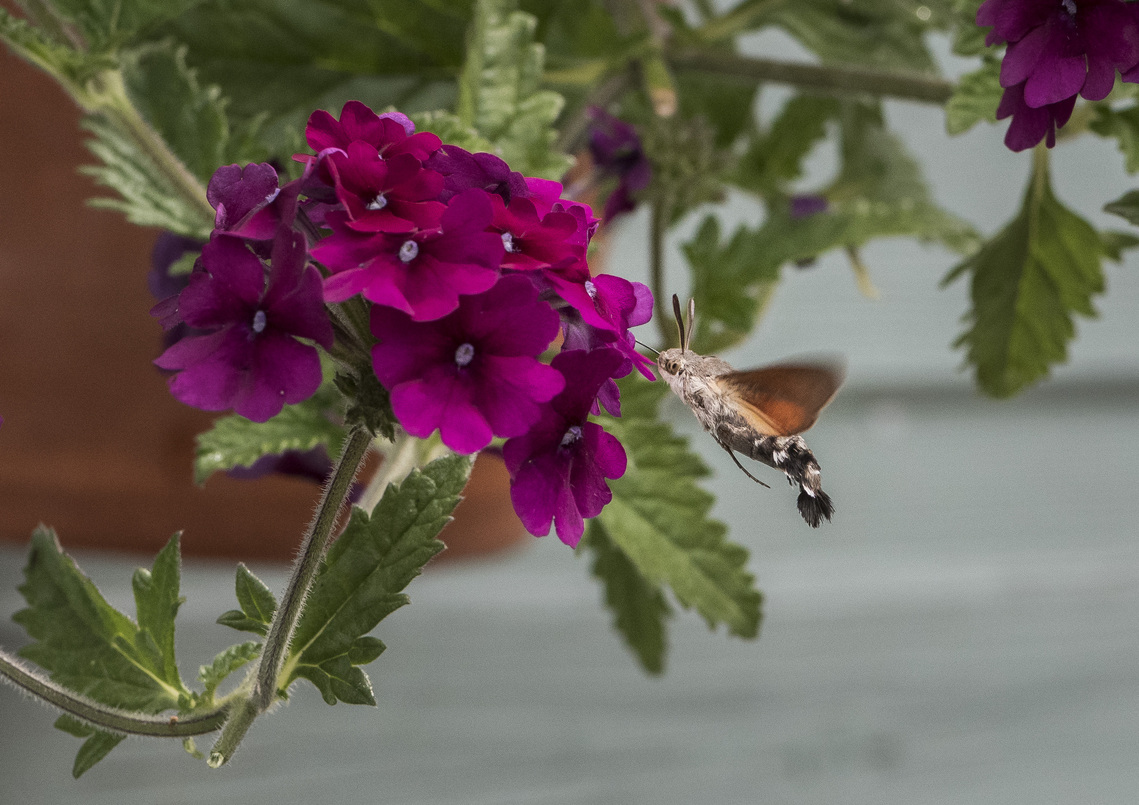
654, 295, 844, 527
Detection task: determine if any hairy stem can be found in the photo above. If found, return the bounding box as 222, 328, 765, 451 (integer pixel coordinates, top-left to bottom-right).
667, 50, 955, 105
0, 647, 228, 737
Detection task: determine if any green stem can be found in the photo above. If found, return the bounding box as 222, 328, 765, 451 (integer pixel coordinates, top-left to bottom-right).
0, 647, 228, 737
253, 426, 373, 710
667, 50, 955, 105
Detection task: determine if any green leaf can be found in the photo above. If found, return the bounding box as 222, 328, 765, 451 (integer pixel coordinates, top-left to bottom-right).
53, 717, 125, 779
14, 528, 189, 774
0, 8, 93, 83
199, 641, 262, 702
194, 383, 346, 485
283, 454, 472, 704
593, 377, 762, 642
767, 0, 942, 71
1104, 189, 1139, 225
583, 519, 672, 675
951, 0, 989, 56
216, 563, 278, 636
946, 61, 1002, 135
458, 0, 571, 179
944, 158, 1106, 397
26, 0, 200, 53
1090, 104, 1139, 173
684, 215, 782, 354
734, 95, 839, 196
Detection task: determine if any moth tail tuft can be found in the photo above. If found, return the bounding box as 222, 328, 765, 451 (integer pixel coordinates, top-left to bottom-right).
797, 487, 834, 528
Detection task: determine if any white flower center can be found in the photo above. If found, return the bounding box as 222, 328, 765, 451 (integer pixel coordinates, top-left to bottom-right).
584, 280, 597, 299
399, 240, 419, 262
366, 193, 388, 211
251, 310, 267, 334
454, 342, 475, 367
501, 232, 520, 253
1061, 0, 1076, 15
560, 425, 583, 448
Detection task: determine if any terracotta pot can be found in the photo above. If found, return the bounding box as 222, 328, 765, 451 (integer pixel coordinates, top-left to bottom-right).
0, 48, 528, 563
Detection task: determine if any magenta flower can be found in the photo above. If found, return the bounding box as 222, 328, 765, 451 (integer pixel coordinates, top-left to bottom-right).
370, 275, 565, 453
491, 194, 585, 272
503, 348, 629, 547
588, 108, 652, 223
305, 100, 441, 161
153, 232, 333, 422
426, 145, 528, 203
326, 141, 445, 233
315, 188, 503, 320
208, 163, 297, 242
978, 0, 1139, 149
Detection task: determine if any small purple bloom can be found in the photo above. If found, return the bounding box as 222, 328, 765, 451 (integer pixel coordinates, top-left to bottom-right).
978, 0, 1139, 148
153, 232, 334, 422
326, 142, 445, 233
588, 108, 652, 223
789, 194, 829, 219
370, 275, 565, 454
426, 144, 529, 204
306, 100, 441, 161
316, 188, 504, 320
503, 348, 628, 547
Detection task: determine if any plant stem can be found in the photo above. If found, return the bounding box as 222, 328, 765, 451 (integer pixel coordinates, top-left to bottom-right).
0, 647, 228, 737
251, 426, 374, 713
667, 50, 955, 105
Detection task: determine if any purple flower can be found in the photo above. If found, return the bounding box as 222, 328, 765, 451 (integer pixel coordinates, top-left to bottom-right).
426, 145, 529, 204
326, 142, 445, 233
978, 0, 1139, 149
153, 232, 334, 422
789, 194, 829, 218
316, 188, 504, 320
370, 275, 565, 453
208, 163, 292, 241
491, 194, 584, 272
996, 80, 1078, 149
503, 348, 628, 547
588, 108, 652, 223
305, 101, 441, 161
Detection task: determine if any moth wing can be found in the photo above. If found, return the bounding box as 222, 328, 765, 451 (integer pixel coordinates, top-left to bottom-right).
716, 361, 845, 436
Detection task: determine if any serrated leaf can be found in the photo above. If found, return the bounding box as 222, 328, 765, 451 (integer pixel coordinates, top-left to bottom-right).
593, 377, 762, 641
951, 0, 989, 56
458, 0, 571, 179
0, 8, 93, 82
199, 641, 262, 701
14, 528, 189, 774
216, 563, 278, 636
584, 519, 672, 675
733, 95, 839, 196
194, 383, 346, 485
131, 534, 185, 688
944, 158, 1106, 397
27, 0, 200, 53
282, 454, 472, 704
1104, 189, 1139, 225
946, 61, 1002, 135
1100, 229, 1139, 259
1090, 104, 1139, 173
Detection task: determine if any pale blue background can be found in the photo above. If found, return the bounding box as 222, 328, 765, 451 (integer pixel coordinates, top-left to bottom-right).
2, 32, 1138, 804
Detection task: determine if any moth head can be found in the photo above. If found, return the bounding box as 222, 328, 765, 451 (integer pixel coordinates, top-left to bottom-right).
656, 347, 686, 379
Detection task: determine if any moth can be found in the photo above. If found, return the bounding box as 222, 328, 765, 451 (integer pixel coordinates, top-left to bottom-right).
654, 295, 844, 527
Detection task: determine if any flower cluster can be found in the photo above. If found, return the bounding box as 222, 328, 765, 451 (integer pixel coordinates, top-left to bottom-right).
978, 0, 1139, 150
153, 101, 654, 546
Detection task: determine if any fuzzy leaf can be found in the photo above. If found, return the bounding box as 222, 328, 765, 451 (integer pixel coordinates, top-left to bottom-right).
593, 378, 762, 642
199, 641, 262, 701
946, 61, 1002, 135
458, 0, 571, 179
733, 95, 838, 196
194, 384, 345, 485
24, 0, 199, 52
1091, 105, 1139, 174
584, 519, 672, 675
944, 160, 1106, 397
216, 564, 278, 636
53, 717, 125, 779
14, 529, 189, 775
283, 454, 471, 704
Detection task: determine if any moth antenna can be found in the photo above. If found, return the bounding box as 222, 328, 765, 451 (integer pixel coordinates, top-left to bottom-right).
685, 297, 696, 352
671, 294, 685, 354
635, 339, 660, 356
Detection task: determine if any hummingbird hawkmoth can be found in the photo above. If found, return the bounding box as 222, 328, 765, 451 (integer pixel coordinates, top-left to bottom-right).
654, 295, 844, 527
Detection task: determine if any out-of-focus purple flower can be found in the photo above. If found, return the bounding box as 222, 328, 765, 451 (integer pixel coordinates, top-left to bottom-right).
370, 275, 565, 454
149, 233, 205, 347
227, 446, 332, 483
426, 145, 529, 204
978, 0, 1139, 149
588, 107, 652, 223
326, 142, 445, 233
502, 348, 628, 547
305, 100, 441, 161
789, 194, 829, 219
996, 80, 1078, 149
316, 188, 503, 320
153, 232, 334, 422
